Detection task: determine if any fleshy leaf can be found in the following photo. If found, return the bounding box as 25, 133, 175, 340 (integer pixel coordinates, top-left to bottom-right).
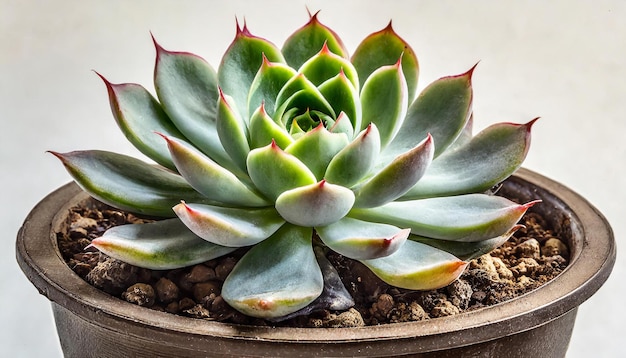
222, 225, 323, 318
359, 59, 408, 148
351, 22, 419, 101
350, 194, 538, 242
50, 150, 209, 217
91, 219, 236, 270
354, 134, 434, 208
271, 246, 354, 321
282, 11, 349, 69
328, 112, 354, 138
317, 217, 410, 260
152, 40, 238, 174
402, 120, 536, 199
97, 74, 180, 171
248, 103, 293, 149
275, 74, 336, 122
218, 22, 285, 118
159, 134, 268, 207
318, 70, 362, 131
173, 202, 284, 247
298, 42, 359, 89
361, 240, 467, 290
275, 180, 355, 227
385, 67, 473, 161
285, 124, 349, 180
247, 141, 317, 200
247, 56, 297, 117
411, 224, 523, 261
216, 90, 250, 172
325, 123, 381, 187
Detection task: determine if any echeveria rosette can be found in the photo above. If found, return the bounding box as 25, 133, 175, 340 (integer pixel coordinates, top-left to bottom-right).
52, 13, 537, 319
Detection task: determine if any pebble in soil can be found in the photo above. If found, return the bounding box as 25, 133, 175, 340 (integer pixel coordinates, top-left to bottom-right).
57, 200, 570, 328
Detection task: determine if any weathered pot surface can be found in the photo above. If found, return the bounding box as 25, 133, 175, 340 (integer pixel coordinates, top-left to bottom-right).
17, 168, 616, 357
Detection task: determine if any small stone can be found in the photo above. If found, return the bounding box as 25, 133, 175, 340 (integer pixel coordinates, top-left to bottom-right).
542, 238, 569, 258
430, 300, 460, 318
215, 257, 237, 281
154, 277, 179, 304
186, 264, 216, 283
86, 256, 151, 296
178, 297, 196, 311
122, 283, 155, 307
391, 301, 429, 322
492, 257, 514, 281
511, 258, 539, 276
193, 281, 221, 302
370, 294, 394, 320
327, 308, 365, 328
470, 255, 513, 282
516, 238, 541, 260
184, 304, 211, 319
165, 301, 180, 314
447, 279, 473, 310
71, 217, 98, 231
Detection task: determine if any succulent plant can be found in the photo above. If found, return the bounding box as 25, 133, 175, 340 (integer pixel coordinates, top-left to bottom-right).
52, 13, 537, 319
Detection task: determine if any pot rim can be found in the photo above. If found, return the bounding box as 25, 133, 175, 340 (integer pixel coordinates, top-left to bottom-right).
16, 168, 616, 348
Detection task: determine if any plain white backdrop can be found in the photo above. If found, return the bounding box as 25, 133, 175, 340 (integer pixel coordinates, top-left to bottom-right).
2, 1, 623, 356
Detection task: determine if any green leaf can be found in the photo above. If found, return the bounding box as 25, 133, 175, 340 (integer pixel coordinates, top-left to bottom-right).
354, 134, 434, 208
50, 150, 210, 217
285, 124, 349, 180
91, 219, 236, 270
275, 180, 355, 227
384, 67, 473, 161
159, 134, 268, 207
359, 60, 408, 148
247, 57, 297, 118
246, 141, 317, 200
173, 202, 285, 247
298, 43, 359, 90
318, 71, 362, 131
411, 224, 522, 261
351, 22, 419, 101
350, 194, 537, 242
248, 103, 294, 149
152, 40, 237, 174
97, 74, 180, 171
222, 224, 323, 318
275, 74, 336, 122
328, 112, 354, 139
402, 120, 536, 199
218, 23, 285, 118
325, 123, 380, 187
282, 11, 349, 69
216, 90, 250, 172
316, 217, 409, 260
361, 240, 467, 290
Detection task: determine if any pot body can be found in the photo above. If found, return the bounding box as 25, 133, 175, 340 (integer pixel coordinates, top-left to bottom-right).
17, 169, 616, 357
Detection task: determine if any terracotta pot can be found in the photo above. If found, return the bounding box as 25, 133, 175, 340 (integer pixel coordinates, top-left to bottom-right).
16, 168, 615, 357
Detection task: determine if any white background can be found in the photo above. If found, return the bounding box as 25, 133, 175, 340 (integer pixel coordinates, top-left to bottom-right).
2, 1, 623, 356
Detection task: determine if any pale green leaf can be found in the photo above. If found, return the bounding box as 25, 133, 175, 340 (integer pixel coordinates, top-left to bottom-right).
361, 240, 467, 290
317, 217, 409, 260
350, 194, 537, 242
91, 219, 236, 270
173, 202, 284, 247
50, 150, 209, 217
275, 181, 355, 227
160, 134, 268, 207
222, 224, 322, 318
